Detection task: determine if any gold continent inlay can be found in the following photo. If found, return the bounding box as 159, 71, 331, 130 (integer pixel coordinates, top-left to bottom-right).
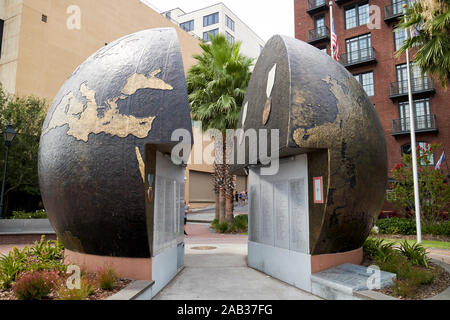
43, 70, 174, 142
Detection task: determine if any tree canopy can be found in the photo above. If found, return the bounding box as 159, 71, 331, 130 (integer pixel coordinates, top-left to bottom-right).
396, 0, 450, 88
187, 34, 254, 133
0, 84, 47, 197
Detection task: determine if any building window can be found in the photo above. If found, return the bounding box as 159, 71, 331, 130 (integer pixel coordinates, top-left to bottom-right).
401, 142, 434, 165
41, 14, 48, 23
165, 12, 171, 20
203, 12, 219, 27
314, 15, 326, 36
203, 28, 219, 42
399, 98, 432, 131
394, 28, 406, 51
226, 15, 235, 31
354, 71, 374, 96
0, 20, 4, 59
346, 33, 372, 62
345, 2, 369, 29
396, 63, 430, 94
391, 0, 407, 16
180, 20, 194, 32
226, 31, 235, 44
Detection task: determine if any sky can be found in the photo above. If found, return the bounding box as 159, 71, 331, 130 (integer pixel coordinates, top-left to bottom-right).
142, 0, 295, 42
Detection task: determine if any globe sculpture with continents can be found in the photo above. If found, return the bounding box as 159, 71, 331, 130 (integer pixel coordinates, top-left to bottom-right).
38, 28, 192, 282
231, 35, 388, 292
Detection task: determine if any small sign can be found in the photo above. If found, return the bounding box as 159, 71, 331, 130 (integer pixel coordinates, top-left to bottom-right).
313, 177, 324, 204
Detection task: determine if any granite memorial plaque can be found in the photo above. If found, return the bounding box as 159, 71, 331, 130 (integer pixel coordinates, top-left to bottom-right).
261, 180, 274, 246
249, 185, 260, 243
274, 181, 289, 249
289, 178, 309, 254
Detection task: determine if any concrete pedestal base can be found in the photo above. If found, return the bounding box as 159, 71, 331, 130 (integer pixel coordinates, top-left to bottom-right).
311, 247, 363, 274
64, 250, 152, 280
248, 242, 365, 295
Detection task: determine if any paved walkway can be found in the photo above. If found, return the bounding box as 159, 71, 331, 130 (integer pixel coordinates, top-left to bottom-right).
185, 223, 248, 244
428, 248, 450, 265
154, 243, 320, 300
188, 204, 248, 223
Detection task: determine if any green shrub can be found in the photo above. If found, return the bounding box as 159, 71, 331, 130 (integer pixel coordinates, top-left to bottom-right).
398, 240, 430, 268
376, 218, 450, 236
0, 236, 65, 289
0, 247, 28, 289
98, 268, 117, 291
408, 266, 436, 286
376, 254, 411, 278
58, 277, 96, 300
12, 270, 59, 300
392, 279, 417, 298
376, 218, 417, 235
217, 222, 230, 233
422, 221, 450, 237
8, 210, 47, 219
363, 238, 385, 257
233, 215, 248, 230
211, 215, 248, 234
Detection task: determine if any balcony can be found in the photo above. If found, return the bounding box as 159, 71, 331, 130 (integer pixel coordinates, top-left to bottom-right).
385, 1, 408, 23
390, 76, 435, 100
335, 0, 354, 5
307, 0, 328, 15
392, 115, 438, 136
340, 47, 376, 68
308, 26, 330, 44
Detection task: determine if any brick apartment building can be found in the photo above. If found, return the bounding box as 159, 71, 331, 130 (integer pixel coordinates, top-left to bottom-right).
294, 0, 450, 188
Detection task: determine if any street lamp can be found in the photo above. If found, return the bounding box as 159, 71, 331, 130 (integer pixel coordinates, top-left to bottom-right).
0, 124, 17, 219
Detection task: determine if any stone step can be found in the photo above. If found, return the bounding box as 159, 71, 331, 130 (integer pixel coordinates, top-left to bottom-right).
311, 263, 396, 300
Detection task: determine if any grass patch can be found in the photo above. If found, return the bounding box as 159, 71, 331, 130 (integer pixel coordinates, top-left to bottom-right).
368, 237, 450, 250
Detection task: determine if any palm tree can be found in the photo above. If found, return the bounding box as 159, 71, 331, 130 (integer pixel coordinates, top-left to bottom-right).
396, 0, 450, 88
187, 34, 253, 223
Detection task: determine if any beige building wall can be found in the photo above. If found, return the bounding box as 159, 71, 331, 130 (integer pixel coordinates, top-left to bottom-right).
0, 0, 202, 101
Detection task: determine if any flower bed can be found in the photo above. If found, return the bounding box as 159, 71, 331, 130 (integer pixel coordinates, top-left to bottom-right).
0, 236, 131, 300
362, 238, 450, 299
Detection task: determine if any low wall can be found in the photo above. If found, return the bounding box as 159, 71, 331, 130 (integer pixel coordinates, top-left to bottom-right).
0, 219, 56, 244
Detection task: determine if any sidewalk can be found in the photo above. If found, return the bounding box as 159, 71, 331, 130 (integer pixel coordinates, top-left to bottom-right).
427, 248, 450, 265
185, 223, 248, 244
188, 204, 248, 223
154, 243, 320, 300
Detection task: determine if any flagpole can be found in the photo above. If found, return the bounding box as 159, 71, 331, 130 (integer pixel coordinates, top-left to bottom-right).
329, 1, 334, 58
403, 3, 422, 243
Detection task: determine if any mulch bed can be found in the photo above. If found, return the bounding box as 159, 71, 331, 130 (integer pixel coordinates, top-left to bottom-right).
0, 275, 132, 300
362, 254, 450, 300
373, 234, 450, 243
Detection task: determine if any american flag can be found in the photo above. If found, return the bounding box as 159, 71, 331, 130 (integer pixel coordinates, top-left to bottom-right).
331, 18, 339, 61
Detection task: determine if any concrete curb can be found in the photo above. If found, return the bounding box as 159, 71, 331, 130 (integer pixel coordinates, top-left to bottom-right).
0, 219, 55, 235
106, 280, 155, 300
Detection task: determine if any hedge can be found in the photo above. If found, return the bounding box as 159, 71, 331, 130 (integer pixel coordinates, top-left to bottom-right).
376, 218, 450, 237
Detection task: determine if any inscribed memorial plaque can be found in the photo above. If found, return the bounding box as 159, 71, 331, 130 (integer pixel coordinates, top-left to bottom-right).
154, 176, 166, 254
249, 185, 260, 243
261, 180, 274, 246
165, 179, 175, 245
289, 179, 308, 253
274, 181, 289, 249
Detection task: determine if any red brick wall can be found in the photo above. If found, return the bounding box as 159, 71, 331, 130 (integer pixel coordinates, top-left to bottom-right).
294, 0, 450, 177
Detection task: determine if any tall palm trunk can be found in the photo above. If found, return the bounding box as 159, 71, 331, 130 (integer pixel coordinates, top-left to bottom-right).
215, 138, 226, 223
213, 162, 220, 221
223, 136, 235, 224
